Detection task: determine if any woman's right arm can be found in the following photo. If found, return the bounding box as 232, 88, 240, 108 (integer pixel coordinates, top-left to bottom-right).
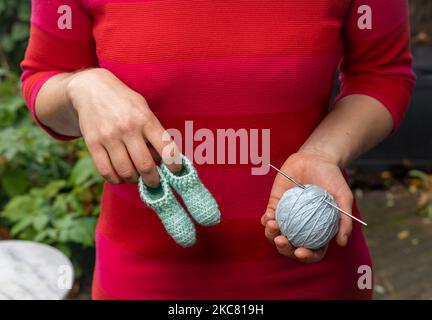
37, 68, 184, 186
21, 0, 180, 186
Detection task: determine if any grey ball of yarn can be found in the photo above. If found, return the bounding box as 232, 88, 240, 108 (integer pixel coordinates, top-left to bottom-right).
275, 184, 340, 250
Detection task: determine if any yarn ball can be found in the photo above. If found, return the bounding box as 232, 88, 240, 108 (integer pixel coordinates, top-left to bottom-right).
275, 184, 340, 250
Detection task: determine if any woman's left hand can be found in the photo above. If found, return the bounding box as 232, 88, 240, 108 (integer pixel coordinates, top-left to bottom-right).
261, 149, 353, 263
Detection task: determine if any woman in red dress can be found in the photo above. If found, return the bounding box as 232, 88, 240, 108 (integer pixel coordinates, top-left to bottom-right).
21, 0, 415, 299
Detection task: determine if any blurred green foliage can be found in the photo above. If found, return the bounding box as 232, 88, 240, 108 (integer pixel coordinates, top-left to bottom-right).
409, 170, 432, 218
0, 1, 103, 278
0, 0, 30, 71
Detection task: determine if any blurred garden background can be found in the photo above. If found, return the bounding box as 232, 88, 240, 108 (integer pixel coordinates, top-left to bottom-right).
0, 0, 431, 299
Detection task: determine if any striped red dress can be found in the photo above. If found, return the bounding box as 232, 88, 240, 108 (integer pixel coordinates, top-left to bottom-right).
21, 0, 415, 299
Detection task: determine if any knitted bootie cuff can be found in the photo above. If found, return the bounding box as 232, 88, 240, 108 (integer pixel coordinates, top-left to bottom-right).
138, 168, 196, 247
160, 154, 221, 226
138, 169, 172, 210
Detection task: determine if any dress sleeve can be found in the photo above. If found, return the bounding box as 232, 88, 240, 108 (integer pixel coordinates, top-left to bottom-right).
20, 0, 98, 141
334, 0, 416, 132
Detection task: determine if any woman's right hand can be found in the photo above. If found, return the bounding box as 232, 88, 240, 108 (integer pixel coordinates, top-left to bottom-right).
66, 68, 181, 186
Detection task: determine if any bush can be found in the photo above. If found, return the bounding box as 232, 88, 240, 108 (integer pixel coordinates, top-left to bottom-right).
0, 1, 103, 278
0, 70, 103, 277
0, 0, 30, 72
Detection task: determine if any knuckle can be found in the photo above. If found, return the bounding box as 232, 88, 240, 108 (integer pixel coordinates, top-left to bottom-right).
139, 109, 155, 127
117, 119, 135, 134
138, 163, 155, 176
117, 168, 135, 180
85, 136, 100, 149
98, 167, 113, 179
265, 211, 274, 221
133, 112, 146, 124
265, 231, 276, 242
264, 228, 271, 239
98, 167, 118, 183
265, 234, 274, 244
99, 129, 118, 143
131, 93, 146, 106
102, 173, 118, 184
109, 179, 121, 185
268, 221, 279, 232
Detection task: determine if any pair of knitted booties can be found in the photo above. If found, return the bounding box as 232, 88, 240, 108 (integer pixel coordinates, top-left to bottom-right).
138, 154, 220, 247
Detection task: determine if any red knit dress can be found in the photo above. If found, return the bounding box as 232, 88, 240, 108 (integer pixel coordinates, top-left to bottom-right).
21, 0, 415, 299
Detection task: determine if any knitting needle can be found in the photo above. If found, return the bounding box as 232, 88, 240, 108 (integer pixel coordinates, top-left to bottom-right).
268, 164, 368, 227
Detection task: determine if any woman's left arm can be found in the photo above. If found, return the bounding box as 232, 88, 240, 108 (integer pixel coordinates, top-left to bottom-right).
299, 94, 394, 169
262, 0, 416, 263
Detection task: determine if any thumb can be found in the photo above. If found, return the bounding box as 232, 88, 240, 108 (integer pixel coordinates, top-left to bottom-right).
262, 170, 298, 226
261, 203, 276, 227
261, 188, 283, 226
333, 189, 354, 247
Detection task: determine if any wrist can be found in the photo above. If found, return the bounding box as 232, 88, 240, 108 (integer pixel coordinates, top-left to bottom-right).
65, 68, 110, 112
65, 71, 85, 112
297, 145, 348, 168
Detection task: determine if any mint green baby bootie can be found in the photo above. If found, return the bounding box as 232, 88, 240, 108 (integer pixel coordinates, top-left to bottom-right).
160, 154, 221, 227
138, 168, 196, 247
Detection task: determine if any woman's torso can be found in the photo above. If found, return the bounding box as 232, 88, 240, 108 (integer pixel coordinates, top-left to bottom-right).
87, 0, 373, 299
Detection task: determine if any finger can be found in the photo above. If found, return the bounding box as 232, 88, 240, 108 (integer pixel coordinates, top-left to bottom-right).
274, 235, 296, 258
140, 136, 161, 163
337, 214, 353, 247
264, 220, 280, 242
123, 135, 160, 187
333, 190, 354, 247
103, 139, 139, 184
86, 142, 121, 184
262, 169, 299, 227
141, 111, 182, 173
147, 143, 161, 163
261, 209, 275, 226
294, 246, 327, 263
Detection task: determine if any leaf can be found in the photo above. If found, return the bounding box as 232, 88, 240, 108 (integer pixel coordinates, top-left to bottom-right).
0, 194, 35, 221
11, 22, 28, 41
0, 166, 30, 196
17, 1, 31, 21
55, 243, 72, 258
65, 217, 97, 247
10, 215, 34, 236
18, 228, 37, 240
33, 230, 48, 242
43, 180, 67, 198
0, 95, 25, 127
52, 194, 69, 215
1, 34, 14, 52
32, 214, 49, 232
409, 170, 430, 188
397, 230, 410, 240
54, 215, 76, 230
33, 228, 57, 243
58, 229, 69, 243
69, 156, 102, 187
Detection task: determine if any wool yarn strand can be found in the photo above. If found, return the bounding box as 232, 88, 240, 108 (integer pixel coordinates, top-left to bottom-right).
275, 185, 340, 250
